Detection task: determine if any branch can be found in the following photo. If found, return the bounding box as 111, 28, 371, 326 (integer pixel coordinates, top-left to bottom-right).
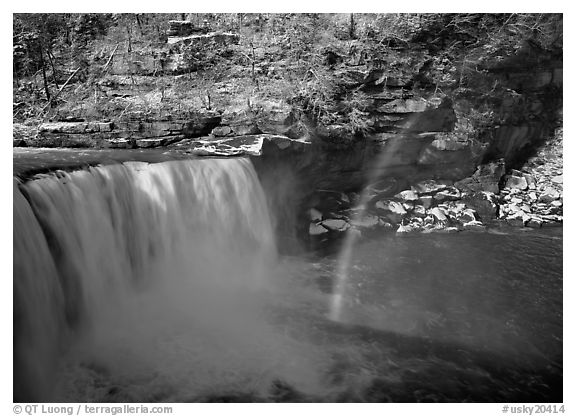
103, 44, 120, 70
40, 67, 80, 113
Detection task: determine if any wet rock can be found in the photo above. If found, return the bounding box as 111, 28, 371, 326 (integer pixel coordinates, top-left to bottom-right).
459, 209, 477, 223
309, 223, 328, 236
321, 219, 350, 232
375, 200, 407, 215
378, 218, 395, 229
506, 212, 530, 227
524, 173, 536, 188
551, 175, 563, 184
211, 126, 233, 137
432, 226, 460, 234
461, 192, 498, 220
507, 203, 524, 215
309, 208, 322, 222
429, 207, 448, 222
540, 214, 563, 223
396, 190, 419, 202
396, 224, 412, 233
526, 217, 543, 228
402, 202, 415, 211
412, 180, 448, 195
505, 175, 528, 190
463, 220, 486, 231
420, 196, 434, 209
539, 187, 560, 202
412, 205, 427, 217
351, 214, 379, 229
433, 187, 461, 202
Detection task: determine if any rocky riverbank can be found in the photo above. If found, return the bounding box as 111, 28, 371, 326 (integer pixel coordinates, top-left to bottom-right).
306, 127, 563, 245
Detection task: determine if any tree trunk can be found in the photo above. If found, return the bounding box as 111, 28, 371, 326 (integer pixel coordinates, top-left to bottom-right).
349, 13, 356, 39
126, 24, 132, 53
135, 14, 143, 35
39, 46, 51, 102
46, 48, 59, 89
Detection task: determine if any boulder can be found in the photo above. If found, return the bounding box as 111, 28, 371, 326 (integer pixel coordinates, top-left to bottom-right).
412, 180, 448, 195
463, 220, 486, 231
551, 175, 563, 184
321, 219, 350, 232
309, 223, 329, 236
461, 192, 499, 220
433, 187, 461, 202
506, 212, 530, 227
505, 175, 528, 190
376, 200, 407, 224
460, 209, 477, 223
412, 205, 427, 217
539, 187, 560, 202
351, 214, 379, 229
429, 207, 448, 222
402, 202, 415, 211
309, 208, 322, 222
523, 173, 536, 188
526, 217, 543, 228
396, 190, 419, 202
420, 195, 434, 209
211, 126, 233, 137
454, 159, 506, 194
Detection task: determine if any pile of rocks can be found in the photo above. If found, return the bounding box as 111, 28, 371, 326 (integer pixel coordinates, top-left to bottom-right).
308, 179, 487, 240
308, 129, 562, 240
497, 131, 563, 227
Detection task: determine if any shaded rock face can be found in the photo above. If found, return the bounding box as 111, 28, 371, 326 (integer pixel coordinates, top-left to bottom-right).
481, 46, 562, 168
455, 159, 506, 194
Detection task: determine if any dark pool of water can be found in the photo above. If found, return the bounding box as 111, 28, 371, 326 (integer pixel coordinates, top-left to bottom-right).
278, 227, 563, 402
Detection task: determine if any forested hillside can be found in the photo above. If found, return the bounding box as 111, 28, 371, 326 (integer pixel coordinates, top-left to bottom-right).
13, 13, 562, 148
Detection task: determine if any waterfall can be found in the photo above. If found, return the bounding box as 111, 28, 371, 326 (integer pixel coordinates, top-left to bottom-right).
13, 158, 282, 402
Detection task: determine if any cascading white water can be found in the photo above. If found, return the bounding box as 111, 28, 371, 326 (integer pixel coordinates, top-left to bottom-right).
14, 158, 326, 402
